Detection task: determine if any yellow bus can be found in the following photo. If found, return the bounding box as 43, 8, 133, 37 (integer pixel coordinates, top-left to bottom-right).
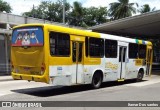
11, 24, 153, 88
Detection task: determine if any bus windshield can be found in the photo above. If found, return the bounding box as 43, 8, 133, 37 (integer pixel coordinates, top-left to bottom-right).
12, 26, 44, 46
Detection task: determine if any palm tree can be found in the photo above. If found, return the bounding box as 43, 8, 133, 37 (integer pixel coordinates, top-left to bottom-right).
68, 1, 87, 27
108, 0, 138, 20
138, 4, 156, 14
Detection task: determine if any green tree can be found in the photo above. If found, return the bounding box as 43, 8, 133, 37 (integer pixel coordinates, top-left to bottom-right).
138, 4, 156, 14
67, 1, 86, 27
23, 1, 109, 27
23, 1, 71, 23
46, 1, 70, 22
23, 1, 48, 19
68, 2, 108, 27
0, 0, 12, 13
83, 6, 108, 26
108, 0, 138, 20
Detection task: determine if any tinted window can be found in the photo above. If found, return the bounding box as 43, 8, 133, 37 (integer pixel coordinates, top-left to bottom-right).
85, 37, 88, 57
129, 43, 138, 58
105, 39, 117, 58
119, 47, 126, 62
139, 44, 146, 59
89, 37, 104, 57
50, 32, 70, 56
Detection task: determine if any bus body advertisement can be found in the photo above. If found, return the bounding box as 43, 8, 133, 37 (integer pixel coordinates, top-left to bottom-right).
11, 24, 153, 89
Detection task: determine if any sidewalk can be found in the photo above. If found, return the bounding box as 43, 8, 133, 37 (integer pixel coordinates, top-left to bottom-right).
0, 75, 13, 82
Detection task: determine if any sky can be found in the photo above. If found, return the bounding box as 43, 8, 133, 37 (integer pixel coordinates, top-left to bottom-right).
4, 0, 160, 15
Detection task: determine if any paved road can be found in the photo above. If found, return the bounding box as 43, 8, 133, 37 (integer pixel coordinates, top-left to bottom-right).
0, 75, 160, 110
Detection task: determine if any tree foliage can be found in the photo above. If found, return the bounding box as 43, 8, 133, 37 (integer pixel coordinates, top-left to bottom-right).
0, 0, 12, 13
23, 1, 71, 23
108, 0, 138, 20
22, 0, 158, 27
138, 4, 156, 14
84, 7, 108, 26
67, 1, 86, 27
23, 1, 108, 27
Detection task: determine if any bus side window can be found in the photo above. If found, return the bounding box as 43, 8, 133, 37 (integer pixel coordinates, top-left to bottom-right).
49, 32, 70, 56
139, 44, 146, 59
129, 43, 138, 59
89, 37, 104, 58
50, 38, 56, 55
105, 39, 117, 58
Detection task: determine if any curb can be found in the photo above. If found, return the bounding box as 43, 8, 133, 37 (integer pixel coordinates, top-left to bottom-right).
0, 73, 11, 76
0, 79, 13, 82
0, 75, 13, 82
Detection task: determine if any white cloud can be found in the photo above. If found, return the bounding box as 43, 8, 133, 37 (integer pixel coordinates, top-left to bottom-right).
83, 0, 160, 9
5, 0, 41, 15
132, 0, 160, 10
4, 0, 160, 15
83, 0, 117, 7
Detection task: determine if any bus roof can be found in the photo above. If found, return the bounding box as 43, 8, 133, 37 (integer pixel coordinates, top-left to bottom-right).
13, 23, 152, 46
13, 23, 100, 38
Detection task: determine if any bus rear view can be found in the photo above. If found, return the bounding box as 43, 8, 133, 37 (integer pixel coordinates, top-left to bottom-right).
11, 25, 48, 83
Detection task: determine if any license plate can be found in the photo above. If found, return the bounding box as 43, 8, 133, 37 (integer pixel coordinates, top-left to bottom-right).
24, 67, 30, 71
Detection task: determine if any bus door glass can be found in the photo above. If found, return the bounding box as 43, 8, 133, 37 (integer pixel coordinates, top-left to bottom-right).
72, 41, 84, 84
146, 48, 152, 75
118, 46, 127, 80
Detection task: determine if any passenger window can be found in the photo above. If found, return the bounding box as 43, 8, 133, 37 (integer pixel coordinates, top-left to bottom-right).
129, 43, 138, 59
49, 32, 70, 56
139, 44, 146, 59
89, 37, 104, 57
105, 39, 117, 58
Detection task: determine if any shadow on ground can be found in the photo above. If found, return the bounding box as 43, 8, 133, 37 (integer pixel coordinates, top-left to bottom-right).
11, 79, 147, 97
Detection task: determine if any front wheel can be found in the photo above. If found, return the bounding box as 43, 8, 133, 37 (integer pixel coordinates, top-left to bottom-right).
137, 70, 144, 82
91, 73, 102, 89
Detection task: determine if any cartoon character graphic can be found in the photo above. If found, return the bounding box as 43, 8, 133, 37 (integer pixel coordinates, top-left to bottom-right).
22, 31, 30, 45
30, 31, 39, 44
15, 32, 22, 45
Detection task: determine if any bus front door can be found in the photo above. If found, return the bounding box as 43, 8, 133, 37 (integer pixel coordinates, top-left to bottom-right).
118, 46, 127, 81
72, 41, 84, 84
146, 48, 152, 75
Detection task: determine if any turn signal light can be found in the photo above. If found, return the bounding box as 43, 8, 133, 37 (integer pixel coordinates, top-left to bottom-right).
11, 61, 14, 69
41, 63, 46, 72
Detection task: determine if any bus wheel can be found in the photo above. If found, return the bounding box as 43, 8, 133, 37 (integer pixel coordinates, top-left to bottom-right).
92, 72, 102, 89
137, 70, 144, 82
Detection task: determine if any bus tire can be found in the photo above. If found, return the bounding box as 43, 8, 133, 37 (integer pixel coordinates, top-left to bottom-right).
136, 69, 144, 82
91, 72, 102, 89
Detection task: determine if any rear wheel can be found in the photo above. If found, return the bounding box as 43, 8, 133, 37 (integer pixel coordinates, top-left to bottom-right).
137, 70, 144, 82
91, 73, 102, 89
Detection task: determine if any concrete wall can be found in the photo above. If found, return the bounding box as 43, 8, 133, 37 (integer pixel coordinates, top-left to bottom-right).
0, 12, 50, 25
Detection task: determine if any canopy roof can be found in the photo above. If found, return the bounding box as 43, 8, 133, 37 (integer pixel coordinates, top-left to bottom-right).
89, 10, 160, 39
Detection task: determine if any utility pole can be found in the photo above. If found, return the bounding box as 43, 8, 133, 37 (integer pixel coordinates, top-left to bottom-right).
33, 4, 35, 18
63, 0, 66, 24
